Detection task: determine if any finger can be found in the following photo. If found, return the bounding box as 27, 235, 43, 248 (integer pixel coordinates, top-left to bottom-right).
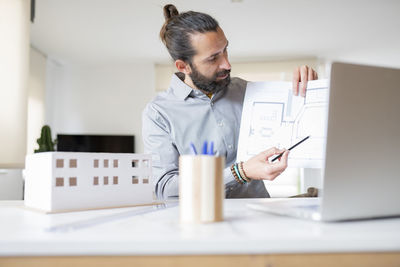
300, 66, 308, 97
269, 150, 286, 162
261, 147, 281, 159
275, 149, 289, 163
308, 67, 314, 81
270, 150, 289, 171
292, 67, 300, 96
279, 150, 289, 164
313, 71, 318, 80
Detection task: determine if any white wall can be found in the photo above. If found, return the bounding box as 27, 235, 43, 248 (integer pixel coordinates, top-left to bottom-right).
45, 61, 157, 153
323, 47, 400, 70
27, 47, 47, 155
0, 0, 30, 168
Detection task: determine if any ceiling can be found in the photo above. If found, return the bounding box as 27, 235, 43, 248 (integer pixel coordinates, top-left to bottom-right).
31, 0, 400, 65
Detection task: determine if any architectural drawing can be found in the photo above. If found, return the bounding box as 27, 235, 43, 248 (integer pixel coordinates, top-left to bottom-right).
24, 152, 154, 212
237, 80, 329, 168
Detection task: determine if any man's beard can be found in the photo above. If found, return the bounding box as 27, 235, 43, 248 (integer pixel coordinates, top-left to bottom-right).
189, 64, 231, 94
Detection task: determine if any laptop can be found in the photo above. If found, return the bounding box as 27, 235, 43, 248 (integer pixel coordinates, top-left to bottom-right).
248, 62, 400, 221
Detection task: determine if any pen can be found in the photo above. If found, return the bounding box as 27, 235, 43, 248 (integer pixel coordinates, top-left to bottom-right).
209, 141, 214, 155
271, 135, 310, 162
202, 141, 208, 155
190, 142, 198, 155
190, 141, 216, 155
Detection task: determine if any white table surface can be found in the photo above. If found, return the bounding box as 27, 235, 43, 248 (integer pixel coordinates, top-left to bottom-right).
1, 199, 399, 256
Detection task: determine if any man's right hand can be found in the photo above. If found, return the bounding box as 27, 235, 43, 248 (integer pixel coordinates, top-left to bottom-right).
242, 147, 289, 181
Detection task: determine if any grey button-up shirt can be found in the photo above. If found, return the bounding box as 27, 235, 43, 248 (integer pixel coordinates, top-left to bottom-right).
142, 73, 269, 199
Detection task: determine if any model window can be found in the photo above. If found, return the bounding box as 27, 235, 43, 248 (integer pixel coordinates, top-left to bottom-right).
142, 159, 150, 167
55, 177, 64, 186
94, 159, 99, 168
113, 176, 118, 185
113, 159, 118, 168
93, 176, 99, 185
104, 159, 109, 168
104, 176, 109, 185
56, 159, 64, 168
132, 176, 139, 184
132, 160, 139, 168
142, 177, 149, 184
69, 177, 77, 186
69, 159, 77, 168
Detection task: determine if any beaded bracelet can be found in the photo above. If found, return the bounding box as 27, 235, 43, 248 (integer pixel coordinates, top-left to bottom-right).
238, 161, 251, 183
230, 164, 243, 184
230, 164, 239, 184
231, 163, 246, 184
237, 162, 246, 182
233, 163, 247, 184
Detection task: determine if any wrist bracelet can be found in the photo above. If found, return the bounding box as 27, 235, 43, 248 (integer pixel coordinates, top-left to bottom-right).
231, 163, 245, 184
233, 163, 245, 184
239, 161, 251, 183
234, 163, 247, 184
230, 164, 240, 184
238, 161, 247, 182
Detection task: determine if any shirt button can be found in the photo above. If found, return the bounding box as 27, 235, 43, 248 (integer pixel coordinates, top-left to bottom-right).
228, 144, 233, 149
211, 102, 214, 106
218, 121, 223, 127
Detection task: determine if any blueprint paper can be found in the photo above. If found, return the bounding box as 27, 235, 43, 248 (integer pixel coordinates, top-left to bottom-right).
237, 80, 329, 168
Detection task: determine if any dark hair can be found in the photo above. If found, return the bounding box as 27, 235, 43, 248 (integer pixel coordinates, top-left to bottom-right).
160, 4, 219, 63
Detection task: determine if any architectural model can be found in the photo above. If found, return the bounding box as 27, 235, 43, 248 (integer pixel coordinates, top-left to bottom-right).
24, 152, 154, 212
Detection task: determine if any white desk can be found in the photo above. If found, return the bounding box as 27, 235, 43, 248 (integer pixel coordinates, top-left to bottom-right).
1, 199, 399, 267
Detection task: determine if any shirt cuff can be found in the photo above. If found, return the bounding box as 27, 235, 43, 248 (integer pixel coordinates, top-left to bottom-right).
223, 165, 236, 185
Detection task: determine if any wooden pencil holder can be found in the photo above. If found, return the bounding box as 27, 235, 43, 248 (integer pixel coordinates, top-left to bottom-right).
179, 155, 225, 223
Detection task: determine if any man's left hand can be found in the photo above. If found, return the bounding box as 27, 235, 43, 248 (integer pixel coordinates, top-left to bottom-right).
293, 65, 318, 97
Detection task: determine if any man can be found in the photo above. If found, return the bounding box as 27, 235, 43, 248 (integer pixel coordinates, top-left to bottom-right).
142, 4, 318, 199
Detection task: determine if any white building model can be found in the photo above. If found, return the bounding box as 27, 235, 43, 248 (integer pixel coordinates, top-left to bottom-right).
24, 152, 154, 212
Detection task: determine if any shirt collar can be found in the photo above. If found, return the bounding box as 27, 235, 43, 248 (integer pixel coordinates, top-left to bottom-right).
170, 72, 194, 101
170, 72, 228, 101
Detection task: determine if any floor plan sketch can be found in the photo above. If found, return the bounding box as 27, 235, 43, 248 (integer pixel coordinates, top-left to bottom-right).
237, 80, 329, 168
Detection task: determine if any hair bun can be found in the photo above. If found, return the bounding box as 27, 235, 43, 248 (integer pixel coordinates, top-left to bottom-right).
163, 4, 179, 21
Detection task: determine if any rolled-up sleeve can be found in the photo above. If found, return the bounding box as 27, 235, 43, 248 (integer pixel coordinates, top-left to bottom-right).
142, 103, 179, 200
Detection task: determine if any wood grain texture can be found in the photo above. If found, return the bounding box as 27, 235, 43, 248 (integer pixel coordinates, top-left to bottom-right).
1, 253, 399, 267
179, 155, 224, 223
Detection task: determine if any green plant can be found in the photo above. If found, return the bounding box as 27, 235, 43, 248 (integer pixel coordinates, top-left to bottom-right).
34, 125, 56, 153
